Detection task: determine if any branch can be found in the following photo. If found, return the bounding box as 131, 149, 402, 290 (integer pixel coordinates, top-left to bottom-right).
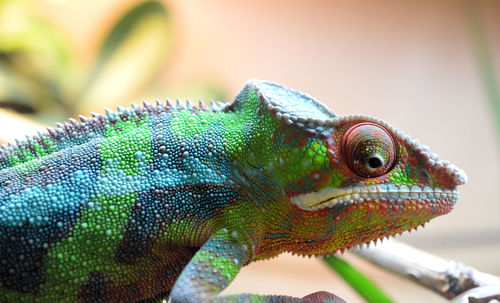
352, 239, 500, 300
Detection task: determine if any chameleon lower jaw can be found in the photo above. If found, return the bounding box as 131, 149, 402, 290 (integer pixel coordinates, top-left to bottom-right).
290, 184, 459, 211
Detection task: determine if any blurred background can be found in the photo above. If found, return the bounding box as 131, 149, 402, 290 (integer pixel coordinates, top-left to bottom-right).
0, 0, 499, 302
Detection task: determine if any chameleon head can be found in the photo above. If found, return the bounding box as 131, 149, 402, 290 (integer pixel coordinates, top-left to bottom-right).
290, 117, 467, 211
285, 115, 467, 253
249, 79, 467, 255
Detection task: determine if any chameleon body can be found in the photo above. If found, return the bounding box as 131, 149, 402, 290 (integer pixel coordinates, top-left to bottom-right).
0, 80, 467, 302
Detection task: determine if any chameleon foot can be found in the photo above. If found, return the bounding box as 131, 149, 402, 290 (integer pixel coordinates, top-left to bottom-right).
301, 291, 346, 303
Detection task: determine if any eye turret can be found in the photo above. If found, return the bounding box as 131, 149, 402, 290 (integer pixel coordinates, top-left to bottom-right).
342, 122, 396, 178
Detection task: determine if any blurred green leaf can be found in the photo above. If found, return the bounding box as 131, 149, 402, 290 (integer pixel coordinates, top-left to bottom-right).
0, 0, 226, 143
465, 2, 500, 145
0, 59, 37, 113
323, 255, 394, 303
0, 0, 77, 119
93, 1, 167, 72
0, 1, 72, 71
79, 0, 174, 113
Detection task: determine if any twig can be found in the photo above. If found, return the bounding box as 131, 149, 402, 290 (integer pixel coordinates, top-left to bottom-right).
352, 239, 500, 300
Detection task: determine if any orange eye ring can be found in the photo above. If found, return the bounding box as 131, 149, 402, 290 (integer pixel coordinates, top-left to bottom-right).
341, 122, 396, 178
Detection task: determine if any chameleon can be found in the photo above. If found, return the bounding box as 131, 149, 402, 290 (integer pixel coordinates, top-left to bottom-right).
0, 79, 467, 303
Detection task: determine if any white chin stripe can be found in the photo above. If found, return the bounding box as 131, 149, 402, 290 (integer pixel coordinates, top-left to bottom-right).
290, 184, 459, 211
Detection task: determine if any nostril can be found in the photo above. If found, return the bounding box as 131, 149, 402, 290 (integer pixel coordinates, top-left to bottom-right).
454, 169, 468, 185
442, 163, 468, 186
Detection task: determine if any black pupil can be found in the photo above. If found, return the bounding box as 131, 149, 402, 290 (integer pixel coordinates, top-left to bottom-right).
367, 156, 382, 169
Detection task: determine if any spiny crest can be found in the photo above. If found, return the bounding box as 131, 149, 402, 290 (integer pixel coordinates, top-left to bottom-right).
0, 97, 226, 170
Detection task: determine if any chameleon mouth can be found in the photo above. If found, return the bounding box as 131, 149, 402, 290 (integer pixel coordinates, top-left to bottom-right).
290, 184, 459, 211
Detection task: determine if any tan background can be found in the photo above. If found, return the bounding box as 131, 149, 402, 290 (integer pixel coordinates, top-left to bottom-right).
9, 0, 500, 302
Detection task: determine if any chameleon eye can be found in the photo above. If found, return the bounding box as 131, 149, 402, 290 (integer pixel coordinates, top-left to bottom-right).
342, 122, 396, 178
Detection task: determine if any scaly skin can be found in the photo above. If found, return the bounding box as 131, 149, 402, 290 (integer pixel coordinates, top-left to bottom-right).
0, 80, 467, 302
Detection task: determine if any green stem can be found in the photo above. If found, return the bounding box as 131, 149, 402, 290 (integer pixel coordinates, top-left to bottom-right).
464, 1, 500, 144
323, 255, 393, 303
